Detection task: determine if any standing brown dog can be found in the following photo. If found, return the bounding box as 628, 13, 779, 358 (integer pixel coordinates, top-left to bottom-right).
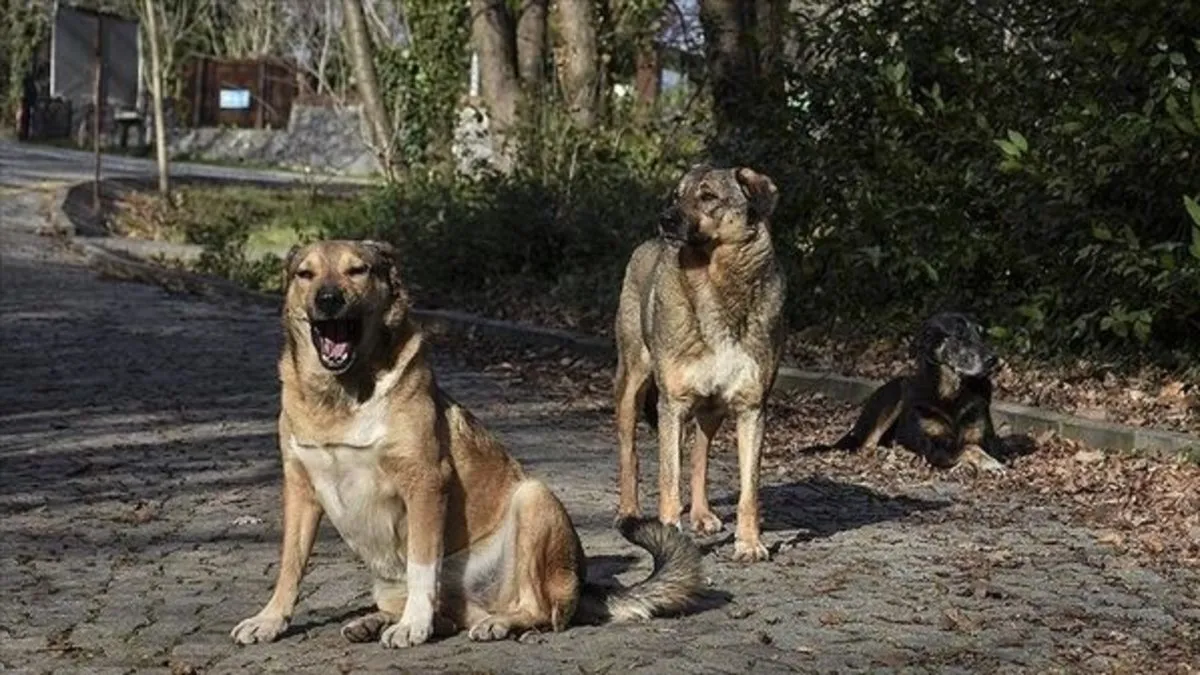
231, 240, 703, 649
613, 165, 786, 562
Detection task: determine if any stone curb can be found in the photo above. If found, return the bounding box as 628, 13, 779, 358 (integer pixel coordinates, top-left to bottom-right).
52, 185, 1200, 459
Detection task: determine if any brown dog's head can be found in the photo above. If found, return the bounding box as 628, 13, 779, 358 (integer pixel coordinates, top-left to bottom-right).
658, 165, 778, 246
282, 239, 407, 374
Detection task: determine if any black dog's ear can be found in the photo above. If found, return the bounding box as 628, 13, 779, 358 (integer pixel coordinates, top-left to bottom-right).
911, 318, 945, 364
735, 167, 779, 222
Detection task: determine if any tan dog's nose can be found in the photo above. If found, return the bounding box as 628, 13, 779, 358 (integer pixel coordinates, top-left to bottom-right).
315, 285, 346, 317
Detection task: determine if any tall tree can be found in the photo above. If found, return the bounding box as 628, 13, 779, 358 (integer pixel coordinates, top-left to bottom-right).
141, 0, 170, 197
698, 0, 758, 143
470, 0, 521, 166
699, 0, 785, 151
555, 0, 599, 128
516, 0, 547, 96
342, 0, 397, 176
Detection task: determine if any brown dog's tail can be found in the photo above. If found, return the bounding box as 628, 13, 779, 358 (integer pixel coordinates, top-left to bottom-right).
575, 517, 704, 624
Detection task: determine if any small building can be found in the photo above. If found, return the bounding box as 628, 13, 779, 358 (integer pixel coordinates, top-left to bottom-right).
179, 57, 301, 130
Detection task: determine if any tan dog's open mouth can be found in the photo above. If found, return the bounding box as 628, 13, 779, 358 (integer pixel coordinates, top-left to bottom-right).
310, 318, 362, 372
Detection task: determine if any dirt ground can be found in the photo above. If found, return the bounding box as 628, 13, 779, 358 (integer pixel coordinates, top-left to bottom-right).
4, 187, 1200, 674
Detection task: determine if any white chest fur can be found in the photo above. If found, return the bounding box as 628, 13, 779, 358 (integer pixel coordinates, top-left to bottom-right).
683, 285, 763, 401
289, 431, 406, 581
684, 340, 762, 400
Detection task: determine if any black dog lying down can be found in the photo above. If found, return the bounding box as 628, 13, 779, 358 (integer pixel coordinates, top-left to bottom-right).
823, 312, 1007, 472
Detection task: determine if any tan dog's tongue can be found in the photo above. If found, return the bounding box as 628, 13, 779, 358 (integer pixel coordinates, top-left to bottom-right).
321, 336, 350, 358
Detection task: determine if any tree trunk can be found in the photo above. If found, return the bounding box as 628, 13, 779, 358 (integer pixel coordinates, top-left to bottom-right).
342, 0, 396, 177
142, 0, 170, 198
632, 40, 660, 125
470, 0, 521, 167
698, 0, 760, 147
555, 0, 599, 129
516, 0, 547, 94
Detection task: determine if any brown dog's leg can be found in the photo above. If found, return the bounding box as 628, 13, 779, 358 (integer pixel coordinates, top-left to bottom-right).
689, 410, 724, 536
380, 461, 449, 649
657, 397, 688, 529
231, 456, 323, 644
732, 408, 768, 562
615, 361, 651, 521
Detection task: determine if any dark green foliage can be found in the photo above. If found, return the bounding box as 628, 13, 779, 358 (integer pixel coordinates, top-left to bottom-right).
747, 0, 1200, 361
183, 0, 1200, 367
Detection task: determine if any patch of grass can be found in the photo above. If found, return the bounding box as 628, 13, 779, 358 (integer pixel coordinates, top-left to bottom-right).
111, 184, 358, 292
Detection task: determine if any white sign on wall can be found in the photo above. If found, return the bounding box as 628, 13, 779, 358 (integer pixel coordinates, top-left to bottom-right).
219, 89, 251, 110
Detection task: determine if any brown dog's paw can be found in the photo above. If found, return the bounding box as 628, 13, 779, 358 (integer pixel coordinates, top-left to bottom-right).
690, 510, 723, 536
467, 615, 512, 642
341, 612, 395, 643
380, 613, 435, 649
230, 613, 288, 645
731, 539, 770, 563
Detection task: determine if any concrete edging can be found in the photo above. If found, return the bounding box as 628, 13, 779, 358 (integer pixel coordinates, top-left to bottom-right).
52, 184, 1200, 459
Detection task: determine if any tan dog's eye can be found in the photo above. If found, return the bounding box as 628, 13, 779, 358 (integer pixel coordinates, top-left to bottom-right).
347, 265, 369, 277
295, 269, 315, 281
699, 191, 718, 203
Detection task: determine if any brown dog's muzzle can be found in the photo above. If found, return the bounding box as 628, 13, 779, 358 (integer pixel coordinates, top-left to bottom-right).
307, 284, 363, 374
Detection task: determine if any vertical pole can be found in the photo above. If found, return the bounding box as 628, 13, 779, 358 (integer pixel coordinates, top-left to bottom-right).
255, 60, 266, 129
92, 13, 103, 215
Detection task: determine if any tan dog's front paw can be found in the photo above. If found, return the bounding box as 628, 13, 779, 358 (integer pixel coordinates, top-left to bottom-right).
732, 539, 770, 563
341, 611, 395, 643
467, 615, 512, 642
380, 615, 434, 648
690, 510, 723, 536
231, 613, 288, 645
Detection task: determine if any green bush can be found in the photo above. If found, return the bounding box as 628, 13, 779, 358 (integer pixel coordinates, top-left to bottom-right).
746, 0, 1200, 362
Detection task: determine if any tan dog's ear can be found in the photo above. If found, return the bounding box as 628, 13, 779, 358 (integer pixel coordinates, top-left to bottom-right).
360, 239, 409, 326
735, 167, 779, 222
282, 244, 303, 289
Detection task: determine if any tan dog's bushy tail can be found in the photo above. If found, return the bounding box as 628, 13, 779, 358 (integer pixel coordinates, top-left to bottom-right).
575, 517, 704, 624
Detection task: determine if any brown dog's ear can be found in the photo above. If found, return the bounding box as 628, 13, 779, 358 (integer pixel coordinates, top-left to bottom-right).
735, 167, 779, 222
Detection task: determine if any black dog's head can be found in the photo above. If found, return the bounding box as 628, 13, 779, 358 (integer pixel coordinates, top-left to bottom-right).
657, 164, 778, 247
912, 312, 999, 378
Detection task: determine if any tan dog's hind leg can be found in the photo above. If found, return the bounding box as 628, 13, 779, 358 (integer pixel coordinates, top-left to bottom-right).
469, 481, 580, 642
688, 410, 724, 536
231, 457, 323, 644
656, 398, 688, 529
615, 359, 651, 520
732, 408, 768, 562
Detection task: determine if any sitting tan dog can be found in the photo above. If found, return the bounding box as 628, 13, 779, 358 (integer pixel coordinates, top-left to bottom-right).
231, 240, 703, 648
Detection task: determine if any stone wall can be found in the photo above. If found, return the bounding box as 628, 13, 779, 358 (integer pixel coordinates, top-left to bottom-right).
168, 104, 379, 177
